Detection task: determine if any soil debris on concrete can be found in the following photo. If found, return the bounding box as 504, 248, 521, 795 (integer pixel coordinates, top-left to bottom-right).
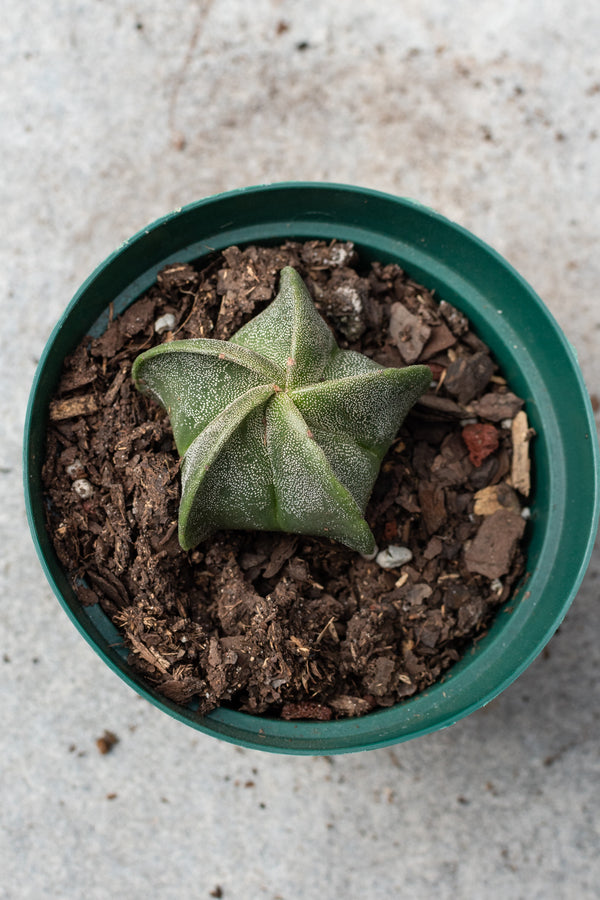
96, 730, 119, 754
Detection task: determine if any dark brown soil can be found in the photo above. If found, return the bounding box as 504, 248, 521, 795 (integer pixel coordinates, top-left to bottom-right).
42, 241, 532, 719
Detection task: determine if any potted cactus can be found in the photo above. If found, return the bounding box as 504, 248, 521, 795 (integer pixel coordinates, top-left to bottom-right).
24, 183, 599, 755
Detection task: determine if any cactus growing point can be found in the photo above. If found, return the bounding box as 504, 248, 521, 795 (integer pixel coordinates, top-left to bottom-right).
132, 266, 431, 553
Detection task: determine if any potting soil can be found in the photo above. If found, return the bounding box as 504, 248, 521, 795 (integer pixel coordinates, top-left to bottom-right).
42, 241, 530, 719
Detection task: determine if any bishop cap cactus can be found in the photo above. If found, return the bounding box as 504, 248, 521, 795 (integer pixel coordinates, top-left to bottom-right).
132, 266, 431, 554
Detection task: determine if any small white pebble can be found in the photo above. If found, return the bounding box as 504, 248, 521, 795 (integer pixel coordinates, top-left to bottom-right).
154, 313, 176, 334
376, 545, 413, 570
66, 459, 85, 479
460, 417, 478, 427
72, 478, 94, 500
521, 507, 531, 519
360, 545, 379, 561
500, 418, 513, 430
490, 578, 503, 594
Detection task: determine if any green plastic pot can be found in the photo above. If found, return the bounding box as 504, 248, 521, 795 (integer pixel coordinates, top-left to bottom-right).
24, 183, 599, 755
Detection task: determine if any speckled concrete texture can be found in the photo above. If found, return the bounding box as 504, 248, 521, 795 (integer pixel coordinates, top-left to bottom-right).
2, 2, 599, 898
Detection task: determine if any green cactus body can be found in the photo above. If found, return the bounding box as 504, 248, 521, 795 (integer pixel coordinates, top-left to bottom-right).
132, 266, 431, 553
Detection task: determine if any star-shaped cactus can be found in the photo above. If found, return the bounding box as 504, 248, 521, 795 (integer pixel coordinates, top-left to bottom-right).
132, 266, 431, 553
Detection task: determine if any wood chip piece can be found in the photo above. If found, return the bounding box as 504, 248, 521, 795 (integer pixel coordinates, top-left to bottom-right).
418, 481, 447, 534
416, 394, 466, 419
104, 365, 129, 406
473, 483, 521, 516
327, 695, 374, 717
430, 433, 472, 487
464, 509, 526, 579
96, 730, 119, 754
509, 410, 532, 496
49, 395, 98, 420
444, 351, 495, 404
439, 299, 469, 336
470, 391, 524, 422
389, 302, 431, 363
86, 569, 129, 608
262, 535, 298, 578
129, 636, 172, 674
424, 536, 443, 559
421, 322, 457, 360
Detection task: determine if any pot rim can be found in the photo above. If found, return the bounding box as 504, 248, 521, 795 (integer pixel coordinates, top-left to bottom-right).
24, 182, 600, 754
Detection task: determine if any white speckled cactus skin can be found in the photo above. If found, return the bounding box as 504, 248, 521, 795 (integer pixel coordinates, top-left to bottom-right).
132, 267, 431, 553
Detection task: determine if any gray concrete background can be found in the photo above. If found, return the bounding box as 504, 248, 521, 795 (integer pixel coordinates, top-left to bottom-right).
2, 2, 599, 898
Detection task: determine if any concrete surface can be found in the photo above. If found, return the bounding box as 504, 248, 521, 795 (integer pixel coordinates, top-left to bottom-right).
2, 2, 599, 898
